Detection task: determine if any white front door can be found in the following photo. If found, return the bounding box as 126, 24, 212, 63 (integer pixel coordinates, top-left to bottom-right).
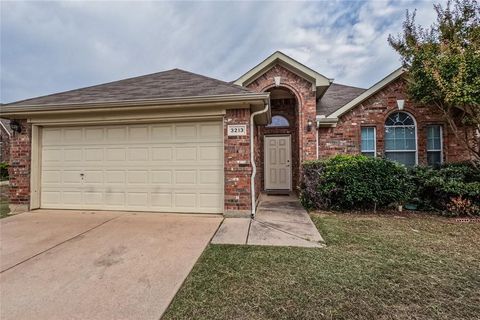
264, 135, 291, 190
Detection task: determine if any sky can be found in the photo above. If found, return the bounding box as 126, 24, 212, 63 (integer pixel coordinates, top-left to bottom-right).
1, 0, 444, 103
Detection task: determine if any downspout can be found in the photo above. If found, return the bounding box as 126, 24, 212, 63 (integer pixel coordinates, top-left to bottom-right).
250, 103, 270, 218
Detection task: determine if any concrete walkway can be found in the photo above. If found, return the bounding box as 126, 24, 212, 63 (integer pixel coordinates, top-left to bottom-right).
212, 194, 324, 247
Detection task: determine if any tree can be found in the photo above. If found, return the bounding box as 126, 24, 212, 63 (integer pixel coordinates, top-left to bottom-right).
388, 0, 480, 162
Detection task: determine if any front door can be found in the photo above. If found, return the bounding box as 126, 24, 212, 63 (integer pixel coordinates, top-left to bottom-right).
264, 135, 291, 190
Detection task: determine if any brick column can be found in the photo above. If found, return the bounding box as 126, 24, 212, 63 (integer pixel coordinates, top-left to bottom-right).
224, 108, 252, 217
8, 119, 31, 213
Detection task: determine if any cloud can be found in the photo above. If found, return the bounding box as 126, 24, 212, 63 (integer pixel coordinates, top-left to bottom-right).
1, 0, 444, 103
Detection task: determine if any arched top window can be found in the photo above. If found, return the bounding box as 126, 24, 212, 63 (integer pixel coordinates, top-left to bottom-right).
384, 112, 417, 167
267, 115, 290, 127
385, 112, 415, 126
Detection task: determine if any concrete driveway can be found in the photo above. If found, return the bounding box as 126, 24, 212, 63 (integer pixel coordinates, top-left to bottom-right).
0, 210, 222, 320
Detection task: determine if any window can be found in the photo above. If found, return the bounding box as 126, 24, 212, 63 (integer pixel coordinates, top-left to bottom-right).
361, 127, 376, 157
267, 115, 289, 127
427, 125, 443, 166
384, 112, 417, 166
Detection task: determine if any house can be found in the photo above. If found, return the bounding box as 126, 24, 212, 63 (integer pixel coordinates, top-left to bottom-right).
0, 118, 11, 163
1, 51, 471, 216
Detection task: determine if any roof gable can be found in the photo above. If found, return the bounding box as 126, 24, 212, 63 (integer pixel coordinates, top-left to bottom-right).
327, 68, 405, 118
234, 51, 331, 98
5, 69, 254, 107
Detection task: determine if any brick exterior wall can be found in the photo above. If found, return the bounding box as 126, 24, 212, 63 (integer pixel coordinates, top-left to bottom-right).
8, 119, 31, 207
247, 64, 318, 193
318, 77, 471, 164
224, 108, 252, 216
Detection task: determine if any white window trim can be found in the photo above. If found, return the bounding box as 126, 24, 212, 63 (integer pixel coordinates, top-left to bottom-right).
427, 125, 443, 165
384, 111, 418, 166
361, 126, 377, 157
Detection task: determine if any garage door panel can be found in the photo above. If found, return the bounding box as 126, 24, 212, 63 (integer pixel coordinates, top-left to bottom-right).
151, 170, 172, 184
64, 128, 83, 143
42, 129, 62, 145
151, 125, 173, 140
127, 171, 149, 184
152, 147, 173, 161
199, 193, 222, 209
85, 128, 104, 142
106, 127, 127, 142
175, 147, 197, 161
199, 123, 222, 139
43, 148, 62, 162
175, 193, 197, 208
63, 192, 82, 204
106, 148, 126, 161
128, 148, 149, 161
41, 121, 223, 213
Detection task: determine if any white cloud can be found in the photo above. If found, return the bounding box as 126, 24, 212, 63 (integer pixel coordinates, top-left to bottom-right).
1, 0, 445, 102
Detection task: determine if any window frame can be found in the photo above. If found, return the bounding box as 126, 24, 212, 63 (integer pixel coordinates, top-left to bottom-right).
426, 124, 443, 166
384, 111, 418, 166
360, 126, 377, 157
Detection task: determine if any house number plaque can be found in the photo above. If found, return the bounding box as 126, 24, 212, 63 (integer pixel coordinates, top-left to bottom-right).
227, 125, 247, 136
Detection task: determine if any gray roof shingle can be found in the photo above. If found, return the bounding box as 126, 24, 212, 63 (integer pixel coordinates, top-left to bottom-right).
317, 83, 366, 116
5, 69, 254, 107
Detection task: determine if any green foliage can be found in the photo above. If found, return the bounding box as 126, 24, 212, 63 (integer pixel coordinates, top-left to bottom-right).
388, 0, 480, 160
409, 162, 480, 216
300, 155, 413, 211
0, 162, 8, 181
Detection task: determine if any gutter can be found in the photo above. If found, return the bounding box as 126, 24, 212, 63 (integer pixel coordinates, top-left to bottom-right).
250, 103, 270, 218
0, 93, 270, 116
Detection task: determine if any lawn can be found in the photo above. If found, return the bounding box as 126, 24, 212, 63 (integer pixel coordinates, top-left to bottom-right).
0, 184, 10, 218
164, 213, 480, 320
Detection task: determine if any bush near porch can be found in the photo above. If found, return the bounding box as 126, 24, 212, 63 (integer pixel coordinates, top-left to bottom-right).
300, 155, 480, 216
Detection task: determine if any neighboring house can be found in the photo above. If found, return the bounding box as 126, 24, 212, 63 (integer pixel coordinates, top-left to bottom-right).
1, 51, 471, 215
0, 118, 11, 163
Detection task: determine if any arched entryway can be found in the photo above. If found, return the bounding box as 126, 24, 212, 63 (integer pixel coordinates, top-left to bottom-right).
257, 87, 300, 193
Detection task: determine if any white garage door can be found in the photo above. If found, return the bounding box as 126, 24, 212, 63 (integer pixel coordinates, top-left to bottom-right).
40, 121, 224, 213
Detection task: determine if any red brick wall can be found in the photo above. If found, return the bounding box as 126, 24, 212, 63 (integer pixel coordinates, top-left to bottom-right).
224, 108, 252, 216
247, 64, 318, 192
8, 119, 31, 206
318, 78, 471, 164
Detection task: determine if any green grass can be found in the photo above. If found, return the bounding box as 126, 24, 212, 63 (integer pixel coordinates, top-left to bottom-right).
0, 184, 10, 218
164, 213, 480, 320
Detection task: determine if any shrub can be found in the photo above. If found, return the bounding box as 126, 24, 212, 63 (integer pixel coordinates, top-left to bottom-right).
0, 162, 8, 181
446, 196, 480, 217
409, 162, 480, 216
300, 155, 412, 211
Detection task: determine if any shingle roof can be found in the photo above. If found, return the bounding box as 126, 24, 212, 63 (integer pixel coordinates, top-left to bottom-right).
317, 83, 366, 116
5, 69, 254, 107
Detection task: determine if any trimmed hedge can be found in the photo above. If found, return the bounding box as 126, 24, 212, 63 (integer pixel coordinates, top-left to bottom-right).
300, 155, 412, 211
300, 155, 480, 216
